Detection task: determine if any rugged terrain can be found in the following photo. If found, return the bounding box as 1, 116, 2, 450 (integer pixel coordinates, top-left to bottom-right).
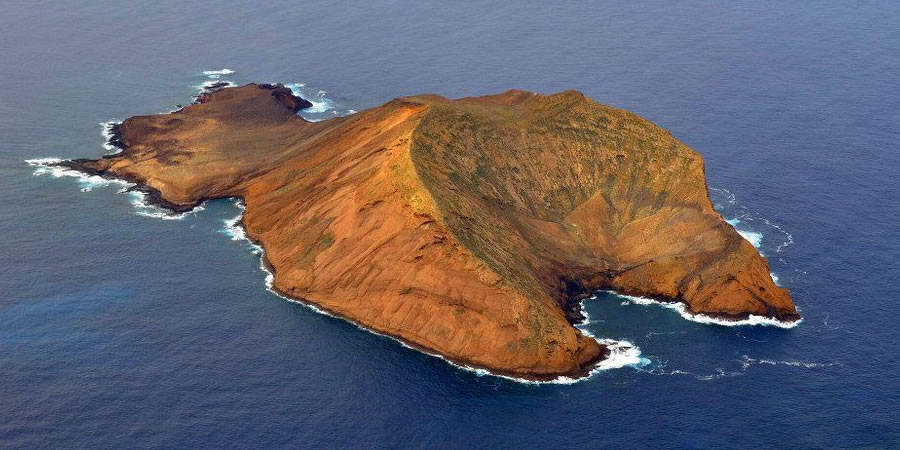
63, 83, 799, 379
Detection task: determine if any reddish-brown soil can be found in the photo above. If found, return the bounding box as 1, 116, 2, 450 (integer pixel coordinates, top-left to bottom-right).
65, 83, 798, 380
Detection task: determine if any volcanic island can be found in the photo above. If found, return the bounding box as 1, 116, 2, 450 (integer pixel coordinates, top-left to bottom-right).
59, 83, 799, 380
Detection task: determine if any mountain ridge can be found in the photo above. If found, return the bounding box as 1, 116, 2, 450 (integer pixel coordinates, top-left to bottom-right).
60, 83, 798, 380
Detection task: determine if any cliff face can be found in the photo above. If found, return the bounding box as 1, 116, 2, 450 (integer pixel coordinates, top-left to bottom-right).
66, 83, 798, 379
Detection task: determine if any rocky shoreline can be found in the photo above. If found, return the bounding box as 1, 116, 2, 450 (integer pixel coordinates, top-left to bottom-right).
59, 158, 208, 213
43, 83, 799, 379
43, 158, 611, 382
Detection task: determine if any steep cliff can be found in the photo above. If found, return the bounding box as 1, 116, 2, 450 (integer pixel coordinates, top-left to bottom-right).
64, 83, 798, 379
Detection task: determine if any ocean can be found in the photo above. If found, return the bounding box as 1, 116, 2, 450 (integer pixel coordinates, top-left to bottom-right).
1, 1, 898, 447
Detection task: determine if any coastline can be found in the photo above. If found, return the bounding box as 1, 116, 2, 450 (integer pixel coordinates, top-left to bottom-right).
25, 151, 800, 381
59, 157, 212, 213
25, 147, 800, 382
26, 157, 631, 383
605, 291, 802, 329
201, 199, 633, 383
220, 200, 640, 383
23, 83, 800, 382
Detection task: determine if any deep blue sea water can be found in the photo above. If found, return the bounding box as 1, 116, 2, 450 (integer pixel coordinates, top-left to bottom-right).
2, 1, 898, 447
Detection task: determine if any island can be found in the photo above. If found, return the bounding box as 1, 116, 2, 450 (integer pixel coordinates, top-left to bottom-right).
59, 83, 799, 380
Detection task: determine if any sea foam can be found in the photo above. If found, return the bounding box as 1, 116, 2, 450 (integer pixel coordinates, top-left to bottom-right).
195, 68, 239, 94
128, 191, 205, 220
610, 291, 802, 329
726, 217, 763, 249
284, 82, 358, 121
100, 121, 123, 154
634, 352, 836, 381
26, 157, 203, 220
285, 83, 333, 117
202, 68, 235, 76
197, 79, 237, 92
740, 355, 839, 369
711, 187, 794, 255
27, 158, 131, 193
712, 186, 794, 286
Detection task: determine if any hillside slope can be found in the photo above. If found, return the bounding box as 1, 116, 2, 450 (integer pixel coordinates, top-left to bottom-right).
64, 84, 798, 379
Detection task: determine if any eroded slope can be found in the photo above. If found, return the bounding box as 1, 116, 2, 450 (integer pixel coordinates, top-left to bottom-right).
63, 84, 797, 380
409, 90, 798, 322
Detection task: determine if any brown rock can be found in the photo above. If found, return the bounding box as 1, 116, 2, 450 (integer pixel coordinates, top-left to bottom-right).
64, 84, 798, 380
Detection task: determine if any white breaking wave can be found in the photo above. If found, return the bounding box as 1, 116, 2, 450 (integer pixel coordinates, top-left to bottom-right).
219, 200, 262, 255
712, 186, 794, 287
609, 290, 802, 328
284, 82, 357, 121
27, 158, 130, 193
128, 191, 205, 220
197, 79, 237, 92
100, 121, 122, 154
726, 217, 763, 249
195, 68, 238, 94
202, 68, 235, 77
193, 77, 358, 120
306, 98, 333, 114
219, 200, 647, 384
285, 82, 333, 116
711, 187, 794, 255
27, 158, 203, 220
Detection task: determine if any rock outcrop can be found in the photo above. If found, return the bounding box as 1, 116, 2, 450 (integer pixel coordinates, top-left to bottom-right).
63, 83, 798, 380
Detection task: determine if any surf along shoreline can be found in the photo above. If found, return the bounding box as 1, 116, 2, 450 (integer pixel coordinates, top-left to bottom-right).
30, 149, 644, 383
28, 148, 798, 384
34, 157, 628, 382
25, 81, 800, 383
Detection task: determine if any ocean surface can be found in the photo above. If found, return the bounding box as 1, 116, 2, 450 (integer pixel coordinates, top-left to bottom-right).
2, 1, 898, 447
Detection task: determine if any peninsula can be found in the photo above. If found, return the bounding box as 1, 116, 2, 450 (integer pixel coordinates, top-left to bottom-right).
62, 83, 799, 380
